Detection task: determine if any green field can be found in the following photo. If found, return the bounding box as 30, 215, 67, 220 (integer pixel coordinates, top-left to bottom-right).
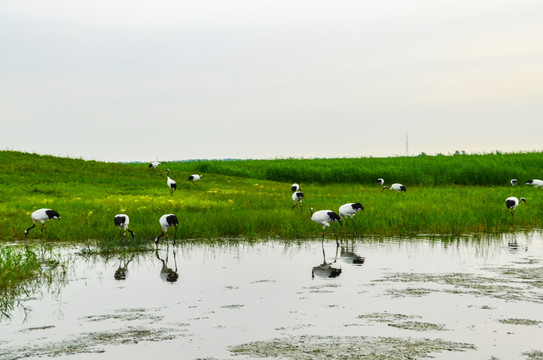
2, 150, 543, 243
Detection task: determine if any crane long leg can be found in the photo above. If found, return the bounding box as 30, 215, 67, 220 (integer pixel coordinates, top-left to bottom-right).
173, 225, 178, 246
351, 218, 358, 236
330, 225, 339, 246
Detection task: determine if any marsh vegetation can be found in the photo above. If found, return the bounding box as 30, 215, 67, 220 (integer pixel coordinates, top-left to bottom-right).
2, 151, 543, 359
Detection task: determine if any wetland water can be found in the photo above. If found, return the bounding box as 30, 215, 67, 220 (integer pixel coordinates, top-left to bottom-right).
1, 233, 543, 360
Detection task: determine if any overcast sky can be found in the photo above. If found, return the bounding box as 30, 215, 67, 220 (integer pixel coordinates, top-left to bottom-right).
1, 1, 542, 162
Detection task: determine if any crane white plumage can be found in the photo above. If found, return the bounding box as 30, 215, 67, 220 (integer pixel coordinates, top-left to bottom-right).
25, 208, 60, 237
149, 161, 161, 169
310, 208, 342, 245
291, 183, 302, 192
525, 179, 543, 188
510, 179, 517, 187
188, 174, 201, 182
292, 191, 305, 208
114, 214, 135, 242
382, 183, 406, 193
505, 196, 526, 223
166, 169, 176, 195
338, 202, 364, 232
155, 214, 179, 246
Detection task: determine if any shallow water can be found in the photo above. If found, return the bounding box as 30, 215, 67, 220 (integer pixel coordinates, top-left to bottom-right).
1, 233, 543, 359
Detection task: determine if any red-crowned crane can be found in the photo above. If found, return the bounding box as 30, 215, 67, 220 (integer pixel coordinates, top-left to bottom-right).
155, 214, 179, 246
188, 174, 201, 182
291, 183, 302, 192
339, 202, 364, 233
506, 196, 526, 224
510, 179, 517, 187
525, 179, 543, 188
292, 191, 305, 208
114, 214, 135, 243
310, 208, 342, 245
25, 208, 60, 237
166, 169, 177, 195
149, 161, 161, 170
377, 178, 384, 187
382, 183, 406, 193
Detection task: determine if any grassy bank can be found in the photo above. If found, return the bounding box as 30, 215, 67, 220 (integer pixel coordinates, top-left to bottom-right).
1, 150, 543, 243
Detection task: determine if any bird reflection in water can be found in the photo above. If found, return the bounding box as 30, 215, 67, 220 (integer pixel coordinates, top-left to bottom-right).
340, 243, 365, 265
114, 253, 134, 280
312, 242, 342, 279
507, 234, 528, 252
155, 247, 179, 283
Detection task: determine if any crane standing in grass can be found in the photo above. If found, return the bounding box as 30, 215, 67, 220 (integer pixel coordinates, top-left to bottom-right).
149, 161, 161, 170
188, 174, 201, 182
114, 214, 135, 243
292, 191, 305, 208
166, 169, 177, 195
25, 208, 60, 237
382, 183, 406, 193
155, 214, 179, 246
310, 208, 342, 245
506, 196, 526, 224
525, 179, 543, 188
338, 202, 364, 233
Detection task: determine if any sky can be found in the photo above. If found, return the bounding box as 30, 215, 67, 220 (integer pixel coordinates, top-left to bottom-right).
1, 1, 543, 162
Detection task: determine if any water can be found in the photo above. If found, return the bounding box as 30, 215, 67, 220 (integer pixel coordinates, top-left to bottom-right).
1, 233, 542, 359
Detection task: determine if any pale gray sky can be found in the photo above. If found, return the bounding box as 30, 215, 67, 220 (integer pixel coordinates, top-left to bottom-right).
1, 1, 542, 162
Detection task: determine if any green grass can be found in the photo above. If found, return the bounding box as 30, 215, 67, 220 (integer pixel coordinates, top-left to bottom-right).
1, 150, 543, 244
0, 245, 66, 319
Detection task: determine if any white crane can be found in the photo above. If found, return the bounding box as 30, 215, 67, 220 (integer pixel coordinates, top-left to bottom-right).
188, 174, 202, 182
382, 183, 406, 193
155, 214, 179, 246
114, 214, 135, 243
166, 169, 177, 195
525, 179, 543, 188
310, 208, 342, 245
506, 196, 526, 223
25, 208, 60, 237
338, 202, 364, 233
291, 183, 302, 192
510, 179, 517, 187
292, 191, 305, 208
149, 161, 161, 170
377, 178, 384, 187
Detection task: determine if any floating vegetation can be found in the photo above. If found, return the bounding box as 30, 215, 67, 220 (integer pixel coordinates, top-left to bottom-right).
0, 327, 186, 360
358, 312, 448, 332
384, 287, 434, 298
375, 265, 543, 304
0, 307, 190, 360
498, 318, 543, 326
229, 335, 476, 359
523, 350, 543, 360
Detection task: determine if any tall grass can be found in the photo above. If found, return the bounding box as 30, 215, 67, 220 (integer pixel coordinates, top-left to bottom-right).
1, 150, 543, 243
